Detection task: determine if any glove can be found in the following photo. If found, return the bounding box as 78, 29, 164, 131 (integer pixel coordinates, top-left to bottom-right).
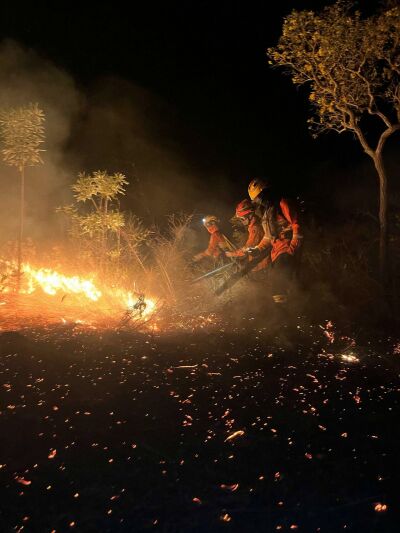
245, 246, 261, 257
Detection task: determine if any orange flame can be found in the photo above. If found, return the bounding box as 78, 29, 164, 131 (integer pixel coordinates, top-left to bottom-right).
1, 262, 157, 323
23, 264, 102, 301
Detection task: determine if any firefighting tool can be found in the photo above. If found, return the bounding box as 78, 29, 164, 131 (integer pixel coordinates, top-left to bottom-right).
191, 262, 236, 284
214, 249, 269, 295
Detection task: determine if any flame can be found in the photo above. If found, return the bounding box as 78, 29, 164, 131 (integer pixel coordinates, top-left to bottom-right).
1, 262, 157, 325
23, 264, 102, 301
113, 288, 156, 316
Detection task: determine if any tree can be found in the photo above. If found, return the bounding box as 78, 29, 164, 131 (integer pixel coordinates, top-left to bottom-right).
0, 103, 45, 284
58, 170, 150, 267
267, 1, 400, 280
62, 170, 127, 254
71, 170, 127, 239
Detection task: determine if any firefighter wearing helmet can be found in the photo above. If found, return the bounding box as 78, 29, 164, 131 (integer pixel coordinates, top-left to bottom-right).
247, 178, 302, 304
225, 199, 269, 271
192, 215, 234, 262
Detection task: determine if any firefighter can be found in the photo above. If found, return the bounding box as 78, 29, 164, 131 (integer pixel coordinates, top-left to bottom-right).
192, 215, 234, 262
247, 178, 302, 305
225, 199, 269, 271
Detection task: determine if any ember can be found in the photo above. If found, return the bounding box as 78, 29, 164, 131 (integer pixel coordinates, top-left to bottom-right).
340, 352, 360, 364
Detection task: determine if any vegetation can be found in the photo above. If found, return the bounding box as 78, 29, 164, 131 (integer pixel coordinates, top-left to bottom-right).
58, 170, 130, 268
268, 1, 400, 280
57, 173, 199, 309
0, 103, 45, 284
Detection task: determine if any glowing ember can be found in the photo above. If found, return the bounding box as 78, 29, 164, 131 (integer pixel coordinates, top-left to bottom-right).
220, 483, 239, 492
225, 430, 245, 442
340, 352, 360, 363
374, 503, 388, 512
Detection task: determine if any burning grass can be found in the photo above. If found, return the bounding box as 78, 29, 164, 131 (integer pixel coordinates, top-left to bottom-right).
0, 256, 221, 333
0, 214, 253, 333
0, 260, 159, 330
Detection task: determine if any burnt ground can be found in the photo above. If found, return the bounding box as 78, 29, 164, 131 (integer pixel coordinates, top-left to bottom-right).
0, 316, 400, 533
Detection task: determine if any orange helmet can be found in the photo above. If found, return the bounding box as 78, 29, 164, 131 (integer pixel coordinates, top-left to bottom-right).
248, 178, 269, 201
235, 199, 254, 218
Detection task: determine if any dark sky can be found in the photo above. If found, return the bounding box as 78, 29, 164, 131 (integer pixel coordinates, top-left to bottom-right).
0, 0, 391, 217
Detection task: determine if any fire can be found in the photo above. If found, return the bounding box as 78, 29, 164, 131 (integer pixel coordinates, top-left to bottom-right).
0, 261, 222, 332
0, 262, 157, 326
20, 263, 157, 316
22, 264, 102, 301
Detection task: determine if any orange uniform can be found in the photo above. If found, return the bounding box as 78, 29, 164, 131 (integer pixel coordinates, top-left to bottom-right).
228, 216, 269, 270
257, 198, 301, 262
196, 230, 231, 259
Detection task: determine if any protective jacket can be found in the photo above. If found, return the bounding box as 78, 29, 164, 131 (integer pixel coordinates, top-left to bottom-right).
257, 198, 301, 262
229, 216, 269, 270
197, 230, 232, 259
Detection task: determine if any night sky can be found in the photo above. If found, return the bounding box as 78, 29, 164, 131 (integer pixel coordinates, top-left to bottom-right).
0, 0, 395, 220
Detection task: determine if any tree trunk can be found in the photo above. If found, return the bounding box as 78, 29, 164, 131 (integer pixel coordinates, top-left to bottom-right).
373, 153, 387, 283
17, 166, 25, 291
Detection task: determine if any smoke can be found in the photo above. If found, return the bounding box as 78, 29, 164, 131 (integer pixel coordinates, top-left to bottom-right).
0, 40, 392, 322
0, 39, 82, 243
0, 40, 231, 255
68, 77, 206, 222
67, 76, 242, 238
62, 75, 240, 254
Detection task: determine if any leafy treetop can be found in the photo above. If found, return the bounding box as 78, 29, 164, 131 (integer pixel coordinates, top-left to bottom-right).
0, 103, 45, 170
267, 1, 400, 151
